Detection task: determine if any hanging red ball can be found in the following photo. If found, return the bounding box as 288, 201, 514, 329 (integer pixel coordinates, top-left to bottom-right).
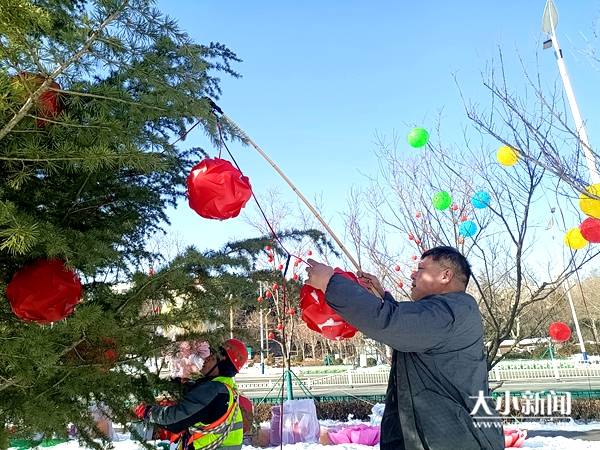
549, 322, 571, 343
408, 233, 414, 241
460, 215, 468, 222
394, 265, 401, 272
415, 212, 422, 219
276, 323, 283, 330
268, 332, 275, 340
187, 158, 252, 220
451, 203, 459, 211
264, 245, 271, 251
287, 307, 296, 316
277, 264, 284, 271
307, 250, 313, 256
6, 259, 82, 323
411, 255, 417, 261
265, 290, 273, 299
300, 268, 358, 341
580, 217, 600, 243
257, 296, 263, 303
272, 282, 279, 291
293, 274, 299, 281
267, 255, 274, 263
415, 239, 421, 245
397, 281, 404, 289
14, 73, 62, 127
294, 259, 300, 267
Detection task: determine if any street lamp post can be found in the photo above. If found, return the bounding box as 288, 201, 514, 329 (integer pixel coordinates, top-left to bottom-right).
542, 0, 600, 183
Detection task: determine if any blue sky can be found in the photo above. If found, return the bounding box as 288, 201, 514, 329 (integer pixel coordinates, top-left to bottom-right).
154, 0, 600, 257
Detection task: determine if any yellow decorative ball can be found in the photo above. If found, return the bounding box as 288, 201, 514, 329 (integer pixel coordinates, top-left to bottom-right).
580, 183, 600, 219
497, 145, 519, 166
564, 227, 588, 250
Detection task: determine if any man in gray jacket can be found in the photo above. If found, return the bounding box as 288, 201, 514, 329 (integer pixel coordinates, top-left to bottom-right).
306, 246, 503, 450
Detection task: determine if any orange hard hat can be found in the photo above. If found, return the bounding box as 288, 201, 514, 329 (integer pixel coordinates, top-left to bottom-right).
222, 338, 248, 372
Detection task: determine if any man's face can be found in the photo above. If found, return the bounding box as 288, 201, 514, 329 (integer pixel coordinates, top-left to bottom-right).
410, 256, 450, 301
199, 351, 218, 376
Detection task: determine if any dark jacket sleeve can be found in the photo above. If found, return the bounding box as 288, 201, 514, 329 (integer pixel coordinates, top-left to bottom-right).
146, 381, 229, 432
326, 274, 455, 352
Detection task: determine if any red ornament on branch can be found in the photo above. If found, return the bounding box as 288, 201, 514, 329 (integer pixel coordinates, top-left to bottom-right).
6, 259, 82, 323
268, 332, 275, 340
187, 158, 252, 220
14, 73, 62, 127
580, 218, 600, 243
300, 269, 358, 341
549, 322, 571, 343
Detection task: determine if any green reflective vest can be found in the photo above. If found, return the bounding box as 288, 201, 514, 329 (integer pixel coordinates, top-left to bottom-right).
188, 376, 243, 450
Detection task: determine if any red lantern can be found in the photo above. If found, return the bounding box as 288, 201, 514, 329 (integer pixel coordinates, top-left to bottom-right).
580, 218, 600, 243
549, 322, 571, 343
6, 259, 82, 323
14, 73, 62, 127
300, 269, 358, 341
187, 158, 252, 220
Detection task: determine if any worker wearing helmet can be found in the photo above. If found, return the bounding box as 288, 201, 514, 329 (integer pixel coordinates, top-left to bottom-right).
135, 338, 249, 450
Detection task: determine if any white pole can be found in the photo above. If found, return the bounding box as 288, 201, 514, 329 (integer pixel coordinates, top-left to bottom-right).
545, 4, 600, 183
259, 284, 265, 375
550, 210, 588, 360
564, 280, 588, 359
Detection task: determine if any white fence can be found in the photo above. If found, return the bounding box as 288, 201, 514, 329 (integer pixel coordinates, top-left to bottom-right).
236, 359, 600, 392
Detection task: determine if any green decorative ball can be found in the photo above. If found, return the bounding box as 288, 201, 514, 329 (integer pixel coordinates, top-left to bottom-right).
432, 191, 452, 210
407, 127, 429, 148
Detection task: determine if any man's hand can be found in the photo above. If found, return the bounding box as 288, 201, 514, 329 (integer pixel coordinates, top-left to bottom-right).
305, 259, 334, 292
357, 270, 385, 298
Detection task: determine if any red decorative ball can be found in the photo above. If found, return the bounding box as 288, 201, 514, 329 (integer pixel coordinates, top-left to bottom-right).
267, 255, 274, 263
277, 264, 284, 271
264, 245, 271, 251
300, 269, 358, 341
293, 274, 299, 281
460, 215, 468, 222
397, 281, 404, 289
265, 290, 273, 299
411, 255, 417, 261
6, 259, 82, 323
580, 218, 600, 243
268, 332, 275, 340
415, 211, 422, 219
257, 296, 263, 303
276, 323, 283, 330
408, 233, 414, 241
272, 282, 279, 291
187, 158, 252, 220
451, 203, 459, 211
287, 307, 296, 316
394, 265, 401, 272
307, 250, 313, 256
549, 321, 571, 343
14, 73, 62, 127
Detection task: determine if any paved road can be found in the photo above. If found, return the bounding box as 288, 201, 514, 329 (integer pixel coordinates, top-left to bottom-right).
528, 430, 600, 441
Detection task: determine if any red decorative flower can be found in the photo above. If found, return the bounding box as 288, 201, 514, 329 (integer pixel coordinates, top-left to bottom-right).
300, 269, 358, 341
187, 158, 252, 220
6, 259, 82, 323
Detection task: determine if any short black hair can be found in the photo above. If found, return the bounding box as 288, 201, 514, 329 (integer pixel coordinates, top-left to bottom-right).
421, 246, 472, 287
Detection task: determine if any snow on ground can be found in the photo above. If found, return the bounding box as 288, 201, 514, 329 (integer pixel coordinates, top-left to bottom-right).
10, 420, 600, 450
10, 435, 600, 450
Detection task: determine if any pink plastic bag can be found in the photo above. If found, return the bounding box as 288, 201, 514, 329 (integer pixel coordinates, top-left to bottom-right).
269, 399, 320, 445
328, 424, 381, 446
503, 427, 527, 448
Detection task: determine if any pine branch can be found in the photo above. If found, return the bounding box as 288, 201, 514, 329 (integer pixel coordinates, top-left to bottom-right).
0, 1, 129, 141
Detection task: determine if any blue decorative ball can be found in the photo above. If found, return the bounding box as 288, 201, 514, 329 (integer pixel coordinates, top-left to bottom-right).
459, 220, 478, 237
471, 191, 491, 209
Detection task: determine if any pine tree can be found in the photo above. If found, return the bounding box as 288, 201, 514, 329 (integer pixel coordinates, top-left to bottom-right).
0, 1, 255, 448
